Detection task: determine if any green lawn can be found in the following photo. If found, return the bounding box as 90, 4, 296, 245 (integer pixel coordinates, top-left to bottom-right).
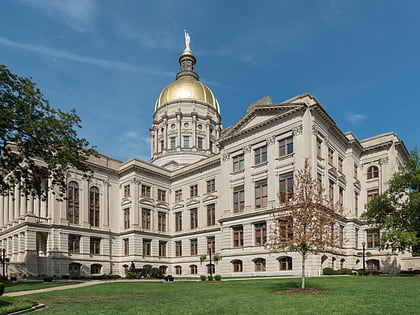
14, 276, 419, 315
0, 296, 37, 315
4, 281, 80, 293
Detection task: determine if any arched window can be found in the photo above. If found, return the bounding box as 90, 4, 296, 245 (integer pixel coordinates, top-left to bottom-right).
340, 258, 345, 269
122, 264, 129, 274
159, 265, 167, 275
278, 257, 292, 271
190, 265, 198, 275
69, 263, 81, 277
367, 259, 380, 271
68, 182, 79, 224
254, 258, 266, 272
91, 264, 102, 275
232, 260, 243, 272
367, 166, 379, 179
89, 186, 100, 227
175, 265, 182, 275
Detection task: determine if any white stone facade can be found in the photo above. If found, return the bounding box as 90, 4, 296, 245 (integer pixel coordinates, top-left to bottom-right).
0, 48, 418, 278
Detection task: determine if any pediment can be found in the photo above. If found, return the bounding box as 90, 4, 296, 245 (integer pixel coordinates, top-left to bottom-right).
186, 198, 200, 206
203, 193, 218, 203
121, 199, 131, 207
139, 198, 154, 207
173, 203, 184, 210
155, 202, 169, 210
221, 103, 305, 142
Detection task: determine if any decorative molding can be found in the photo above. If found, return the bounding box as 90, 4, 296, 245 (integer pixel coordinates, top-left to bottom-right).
222, 153, 230, 161
243, 144, 251, 153
312, 123, 318, 135
266, 136, 275, 145
292, 124, 303, 136
379, 158, 389, 165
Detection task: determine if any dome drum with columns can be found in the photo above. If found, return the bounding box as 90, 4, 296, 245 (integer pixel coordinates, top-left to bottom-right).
151, 33, 222, 170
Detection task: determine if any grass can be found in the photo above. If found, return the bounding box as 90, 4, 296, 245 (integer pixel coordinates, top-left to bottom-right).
3, 281, 81, 293
0, 296, 37, 315
15, 276, 419, 315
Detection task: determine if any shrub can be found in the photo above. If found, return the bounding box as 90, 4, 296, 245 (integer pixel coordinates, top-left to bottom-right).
200, 275, 206, 281
207, 275, 213, 281
0, 283, 4, 296
214, 275, 222, 281
323, 267, 334, 275
338, 268, 353, 275
125, 272, 138, 279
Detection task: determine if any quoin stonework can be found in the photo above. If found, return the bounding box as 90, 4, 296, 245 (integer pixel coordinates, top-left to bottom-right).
1, 35, 419, 278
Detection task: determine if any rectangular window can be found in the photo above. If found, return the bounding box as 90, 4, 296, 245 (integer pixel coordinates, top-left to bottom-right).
124, 184, 131, 197
143, 239, 151, 256
207, 237, 215, 254
338, 157, 343, 173
279, 172, 294, 203
190, 239, 198, 256
183, 136, 190, 148
255, 179, 268, 209
175, 212, 182, 231
198, 137, 203, 149
158, 212, 166, 232
159, 241, 166, 257
90, 237, 101, 255
339, 187, 344, 207
142, 208, 151, 230
175, 189, 182, 202
175, 241, 182, 257
68, 235, 80, 253
278, 218, 293, 241
190, 184, 198, 197
209, 141, 213, 153
233, 185, 245, 213
160, 140, 164, 151
141, 185, 151, 198
355, 228, 359, 249
170, 137, 176, 149
367, 230, 380, 249
206, 179, 216, 193
278, 136, 293, 157
233, 153, 244, 172
329, 180, 334, 201
355, 193, 359, 217
354, 164, 358, 178
340, 225, 344, 247
254, 145, 267, 164
328, 148, 334, 165
190, 208, 198, 229
233, 226, 244, 248
317, 138, 322, 158
207, 204, 216, 226
367, 189, 379, 203
158, 189, 166, 202
255, 223, 267, 245
123, 208, 130, 229
317, 173, 322, 190
123, 238, 129, 256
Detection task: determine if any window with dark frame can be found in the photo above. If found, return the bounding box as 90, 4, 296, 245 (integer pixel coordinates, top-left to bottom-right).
158, 212, 166, 232
254, 258, 266, 272
123, 238, 129, 256
175, 241, 182, 257
142, 208, 151, 230
233, 226, 244, 248
68, 235, 80, 253
124, 184, 131, 197
175, 212, 182, 231
254, 145, 267, 164
197, 137, 203, 149
367, 166, 379, 179
367, 189, 379, 203
90, 237, 101, 255
329, 180, 334, 201
317, 138, 322, 158
190, 265, 198, 274
190, 208, 198, 229
141, 185, 151, 198
68, 181, 80, 224
123, 208, 130, 229
328, 147, 334, 166
366, 230, 380, 249
278, 218, 293, 242
233, 185, 245, 213
233, 153, 244, 172
232, 260, 243, 272
207, 204, 216, 226
338, 157, 343, 173
279, 257, 292, 270
207, 237, 215, 254
175, 189, 182, 202
190, 239, 198, 256
170, 137, 176, 149
183, 136, 189, 148
89, 186, 100, 227
206, 179, 216, 193
175, 265, 182, 275
158, 189, 166, 202
159, 241, 166, 257
279, 136, 293, 157
279, 172, 293, 203
143, 239, 151, 256
255, 179, 267, 208
190, 184, 198, 197
255, 223, 267, 245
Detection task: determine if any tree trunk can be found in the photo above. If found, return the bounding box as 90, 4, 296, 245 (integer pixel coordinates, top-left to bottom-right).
301, 254, 306, 289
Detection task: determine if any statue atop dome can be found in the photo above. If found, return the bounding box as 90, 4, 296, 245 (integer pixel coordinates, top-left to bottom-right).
184, 29, 191, 52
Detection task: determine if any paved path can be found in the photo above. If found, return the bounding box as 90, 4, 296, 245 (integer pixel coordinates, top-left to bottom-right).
3, 275, 304, 297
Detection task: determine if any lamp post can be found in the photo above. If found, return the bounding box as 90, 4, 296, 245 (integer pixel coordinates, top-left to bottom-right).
362, 241, 366, 271
0, 246, 5, 280
208, 244, 213, 278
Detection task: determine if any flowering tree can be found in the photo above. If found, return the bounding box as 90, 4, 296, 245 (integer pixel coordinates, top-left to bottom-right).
267, 158, 343, 289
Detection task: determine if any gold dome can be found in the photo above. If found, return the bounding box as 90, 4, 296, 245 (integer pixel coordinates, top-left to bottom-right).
155, 76, 219, 111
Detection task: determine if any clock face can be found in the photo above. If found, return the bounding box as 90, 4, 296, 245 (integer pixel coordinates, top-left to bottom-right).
184, 123, 189, 128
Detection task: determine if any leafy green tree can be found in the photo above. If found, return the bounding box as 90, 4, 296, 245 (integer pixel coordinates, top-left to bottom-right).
363, 148, 420, 253
0, 64, 96, 199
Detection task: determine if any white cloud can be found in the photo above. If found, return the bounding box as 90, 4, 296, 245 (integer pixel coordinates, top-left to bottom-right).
20, 0, 97, 32
346, 113, 366, 124
0, 37, 174, 78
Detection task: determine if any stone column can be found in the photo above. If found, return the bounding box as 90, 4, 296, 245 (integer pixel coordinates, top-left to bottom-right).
132, 179, 140, 229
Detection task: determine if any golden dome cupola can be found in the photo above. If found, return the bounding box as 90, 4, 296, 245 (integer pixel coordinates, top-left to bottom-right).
150, 31, 222, 170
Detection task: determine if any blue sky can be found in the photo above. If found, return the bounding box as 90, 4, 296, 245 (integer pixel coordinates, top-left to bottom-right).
1, 0, 419, 161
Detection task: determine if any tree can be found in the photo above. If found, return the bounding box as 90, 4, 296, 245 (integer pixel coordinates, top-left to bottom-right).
363, 148, 420, 254
0, 64, 96, 199
267, 158, 343, 289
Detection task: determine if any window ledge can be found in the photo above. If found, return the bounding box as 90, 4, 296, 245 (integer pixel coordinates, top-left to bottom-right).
231, 169, 245, 175
276, 153, 294, 161
252, 161, 268, 168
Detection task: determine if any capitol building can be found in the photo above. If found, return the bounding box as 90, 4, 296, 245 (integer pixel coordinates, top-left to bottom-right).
1, 36, 418, 278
